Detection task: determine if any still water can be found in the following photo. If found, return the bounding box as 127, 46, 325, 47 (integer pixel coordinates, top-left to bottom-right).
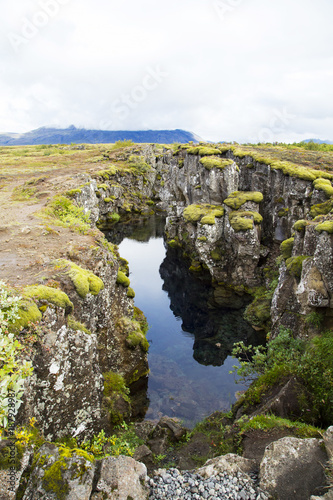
109, 217, 256, 428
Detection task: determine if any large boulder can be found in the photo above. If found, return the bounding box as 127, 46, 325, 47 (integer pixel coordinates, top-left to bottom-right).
259, 437, 328, 499
92, 455, 148, 500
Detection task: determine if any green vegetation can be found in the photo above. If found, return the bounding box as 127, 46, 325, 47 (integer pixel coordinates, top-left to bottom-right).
117, 316, 149, 352
54, 259, 104, 298
313, 178, 333, 197
293, 219, 308, 231
23, 285, 73, 313
112, 139, 134, 149
315, 220, 333, 234
127, 287, 135, 299
310, 200, 333, 218
280, 237, 294, 259
223, 191, 263, 210
238, 414, 321, 438
41, 195, 91, 233
232, 327, 333, 426
286, 256, 311, 278
9, 299, 42, 333
187, 146, 221, 156
65, 188, 82, 198
0, 282, 33, 430
183, 203, 224, 225
228, 210, 262, 232
116, 270, 130, 287
199, 156, 234, 170
67, 316, 91, 335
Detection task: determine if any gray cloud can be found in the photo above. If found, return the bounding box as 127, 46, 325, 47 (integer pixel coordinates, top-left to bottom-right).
0, 0, 332, 142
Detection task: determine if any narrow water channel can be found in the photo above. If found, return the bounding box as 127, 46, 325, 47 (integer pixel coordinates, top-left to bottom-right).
107, 217, 258, 428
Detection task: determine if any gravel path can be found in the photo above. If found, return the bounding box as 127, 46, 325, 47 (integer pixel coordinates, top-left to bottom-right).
148, 468, 269, 500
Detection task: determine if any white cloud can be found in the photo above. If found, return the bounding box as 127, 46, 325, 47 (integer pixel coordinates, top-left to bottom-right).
0, 0, 332, 142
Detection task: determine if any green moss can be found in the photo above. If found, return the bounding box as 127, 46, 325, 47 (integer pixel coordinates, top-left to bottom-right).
198, 236, 207, 242
23, 285, 73, 313
278, 208, 289, 217
167, 239, 181, 249
187, 146, 221, 155
199, 156, 234, 170
9, 299, 42, 332
183, 203, 224, 225
244, 294, 272, 328
293, 219, 308, 231
313, 178, 333, 197
42, 455, 69, 500
210, 249, 222, 261
55, 259, 104, 298
103, 371, 129, 400
104, 198, 112, 203
286, 256, 311, 278
41, 195, 91, 234
315, 221, 333, 234
67, 316, 92, 335
224, 191, 263, 210
127, 287, 135, 299
116, 271, 130, 287
238, 415, 321, 438
117, 316, 149, 352
97, 184, 109, 191
66, 188, 81, 198
310, 200, 333, 218
280, 237, 294, 259
93, 165, 118, 179
189, 261, 202, 272
107, 212, 120, 223
178, 159, 184, 168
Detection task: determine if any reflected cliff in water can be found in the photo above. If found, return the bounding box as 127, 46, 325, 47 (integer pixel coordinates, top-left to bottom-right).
106, 216, 265, 427
160, 246, 265, 367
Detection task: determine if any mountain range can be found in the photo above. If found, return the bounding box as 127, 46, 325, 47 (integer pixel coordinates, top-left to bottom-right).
0, 126, 201, 146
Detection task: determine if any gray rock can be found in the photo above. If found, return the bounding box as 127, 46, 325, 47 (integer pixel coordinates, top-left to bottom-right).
95, 455, 148, 500
259, 437, 328, 500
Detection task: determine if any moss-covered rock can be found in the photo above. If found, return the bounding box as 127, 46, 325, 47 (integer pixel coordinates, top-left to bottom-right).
280, 237, 295, 260
55, 259, 104, 298
244, 294, 272, 329
313, 178, 333, 198
187, 146, 221, 155
223, 191, 263, 210
183, 204, 224, 225
293, 220, 308, 232
127, 287, 135, 299
286, 256, 311, 278
23, 285, 73, 313
9, 298, 42, 332
315, 220, 333, 234
199, 156, 234, 170
310, 200, 333, 218
116, 271, 130, 287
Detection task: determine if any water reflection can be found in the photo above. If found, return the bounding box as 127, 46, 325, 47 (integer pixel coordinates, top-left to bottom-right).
106, 216, 263, 427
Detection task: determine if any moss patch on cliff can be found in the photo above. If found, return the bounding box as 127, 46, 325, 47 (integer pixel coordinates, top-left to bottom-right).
67, 316, 92, 335
116, 270, 130, 287
224, 191, 263, 210
310, 200, 333, 218
183, 204, 224, 225
187, 146, 221, 156
315, 220, 333, 234
9, 298, 42, 333
55, 259, 104, 298
117, 314, 149, 352
313, 178, 333, 197
23, 285, 74, 313
293, 219, 309, 231
280, 237, 294, 259
228, 210, 262, 232
199, 156, 234, 170
41, 195, 91, 234
286, 256, 311, 278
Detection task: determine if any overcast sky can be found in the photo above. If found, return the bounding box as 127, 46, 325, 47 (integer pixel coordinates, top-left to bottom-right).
1, 0, 333, 142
